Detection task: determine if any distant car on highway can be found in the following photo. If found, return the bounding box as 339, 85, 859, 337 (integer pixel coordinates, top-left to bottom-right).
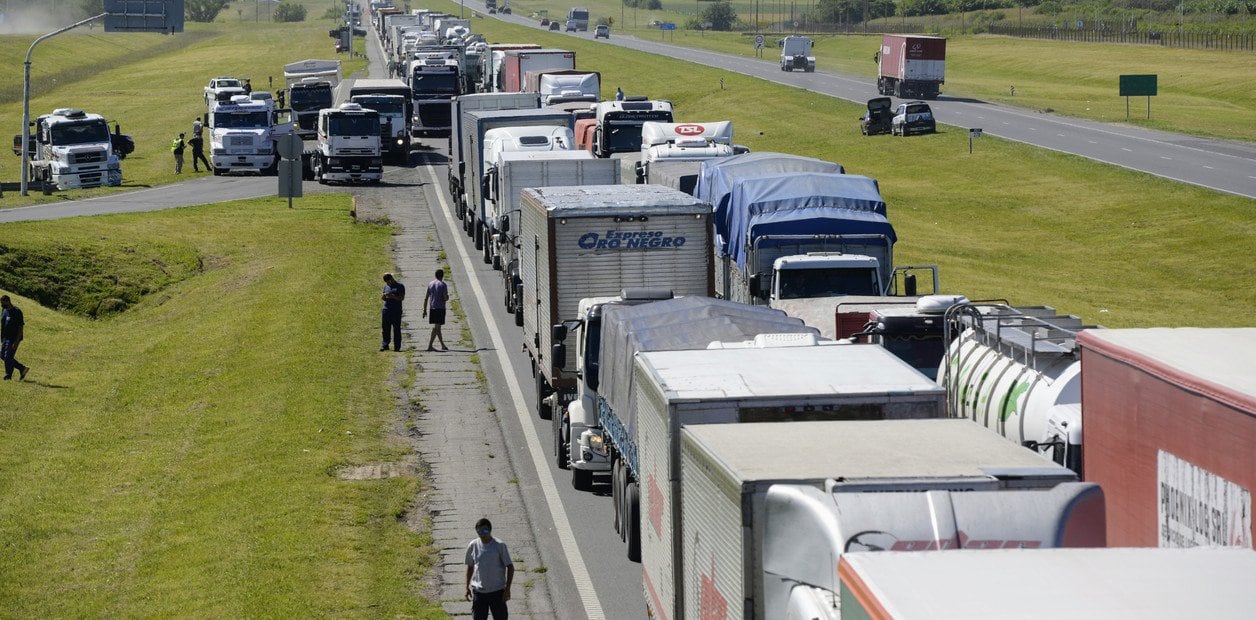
566, 19, 578, 32
891, 101, 936, 136
594, 24, 610, 38
549, 20, 561, 30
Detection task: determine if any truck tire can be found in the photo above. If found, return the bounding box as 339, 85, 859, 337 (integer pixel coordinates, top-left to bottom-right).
612, 458, 622, 534
535, 372, 552, 420
625, 482, 641, 562
492, 252, 502, 271
572, 464, 593, 491
554, 410, 569, 469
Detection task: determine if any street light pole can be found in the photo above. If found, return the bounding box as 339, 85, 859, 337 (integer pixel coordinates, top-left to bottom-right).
21, 13, 106, 196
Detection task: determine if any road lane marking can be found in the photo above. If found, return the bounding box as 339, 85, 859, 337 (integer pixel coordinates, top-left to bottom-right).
1122, 147, 1133, 152
423, 165, 606, 619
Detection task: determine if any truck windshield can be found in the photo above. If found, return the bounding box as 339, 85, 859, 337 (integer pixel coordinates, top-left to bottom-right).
411, 72, 459, 94
329, 115, 379, 135
49, 121, 110, 146
880, 336, 945, 381
353, 98, 405, 115
289, 88, 332, 110
569, 9, 588, 20
212, 112, 270, 129
777, 268, 881, 299
603, 122, 647, 152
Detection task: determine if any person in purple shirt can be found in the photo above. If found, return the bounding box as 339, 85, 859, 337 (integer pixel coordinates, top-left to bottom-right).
422, 269, 449, 351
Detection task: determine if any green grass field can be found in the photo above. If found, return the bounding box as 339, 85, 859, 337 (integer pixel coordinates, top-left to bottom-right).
0, 196, 443, 616
502, 0, 1256, 141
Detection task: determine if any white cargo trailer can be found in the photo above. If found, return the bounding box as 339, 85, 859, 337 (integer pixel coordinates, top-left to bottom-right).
671, 419, 1105, 620
518, 185, 714, 422
632, 345, 948, 618
447, 91, 541, 212
838, 547, 1256, 619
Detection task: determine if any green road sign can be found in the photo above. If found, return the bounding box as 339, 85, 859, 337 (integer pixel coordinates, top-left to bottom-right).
1119, 74, 1157, 97
104, 0, 184, 33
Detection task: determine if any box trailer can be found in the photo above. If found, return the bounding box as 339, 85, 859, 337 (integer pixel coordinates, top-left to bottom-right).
677, 419, 1105, 620
838, 547, 1256, 619
518, 185, 714, 421
633, 345, 949, 618
877, 34, 946, 99
447, 92, 541, 212
500, 49, 576, 93
1078, 328, 1256, 549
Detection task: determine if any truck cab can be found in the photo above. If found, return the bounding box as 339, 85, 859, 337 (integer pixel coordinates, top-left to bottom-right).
636, 121, 742, 184
208, 95, 291, 176
311, 102, 383, 184
350, 93, 411, 164
409, 52, 462, 135
288, 78, 335, 138
580, 100, 674, 157
15, 108, 122, 191
779, 35, 815, 72
767, 253, 884, 301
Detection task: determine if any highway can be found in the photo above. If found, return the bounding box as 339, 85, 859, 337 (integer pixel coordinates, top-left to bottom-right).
493, 11, 1256, 200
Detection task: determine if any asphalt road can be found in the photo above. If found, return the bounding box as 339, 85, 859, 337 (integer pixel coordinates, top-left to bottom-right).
493, 12, 1256, 200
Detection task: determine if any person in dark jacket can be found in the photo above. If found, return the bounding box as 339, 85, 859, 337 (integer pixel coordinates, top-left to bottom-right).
188, 133, 210, 172
1, 295, 28, 381
380, 273, 406, 351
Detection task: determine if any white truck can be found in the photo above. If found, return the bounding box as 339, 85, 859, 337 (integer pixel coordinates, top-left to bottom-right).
447, 92, 541, 218
673, 419, 1106, 620
348, 78, 413, 164
204, 76, 246, 106
557, 296, 818, 490
837, 547, 1256, 619
477, 126, 578, 267
524, 70, 600, 105
407, 47, 463, 135
618, 342, 949, 576
779, 35, 815, 72
14, 108, 123, 191
636, 121, 741, 185
940, 302, 1096, 473
309, 102, 383, 184
518, 185, 714, 422
208, 95, 290, 176
458, 108, 573, 253
284, 60, 341, 139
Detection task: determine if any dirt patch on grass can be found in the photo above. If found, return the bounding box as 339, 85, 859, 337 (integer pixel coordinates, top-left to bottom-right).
335, 461, 417, 480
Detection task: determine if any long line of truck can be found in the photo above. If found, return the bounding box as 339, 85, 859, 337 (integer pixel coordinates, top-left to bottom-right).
359, 7, 1256, 618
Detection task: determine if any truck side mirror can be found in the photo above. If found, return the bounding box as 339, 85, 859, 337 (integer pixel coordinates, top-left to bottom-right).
498, 214, 510, 234
552, 343, 566, 369
904, 273, 918, 297
552, 323, 568, 342
749, 273, 765, 298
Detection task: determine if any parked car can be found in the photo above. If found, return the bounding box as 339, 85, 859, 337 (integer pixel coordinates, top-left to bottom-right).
594, 24, 610, 38
860, 97, 893, 136
891, 101, 936, 136
549, 20, 561, 30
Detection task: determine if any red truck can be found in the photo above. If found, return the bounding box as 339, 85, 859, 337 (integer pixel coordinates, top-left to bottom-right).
876, 34, 946, 100
1079, 328, 1255, 549
499, 49, 575, 93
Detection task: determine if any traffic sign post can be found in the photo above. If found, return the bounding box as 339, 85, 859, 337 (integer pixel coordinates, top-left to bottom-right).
968, 128, 982, 154
754, 34, 765, 58
277, 133, 304, 207
1119, 74, 1157, 121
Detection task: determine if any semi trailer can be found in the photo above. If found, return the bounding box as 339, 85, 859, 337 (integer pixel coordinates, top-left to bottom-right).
499, 49, 577, 93
877, 34, 946, 99
447, 91, 542, 215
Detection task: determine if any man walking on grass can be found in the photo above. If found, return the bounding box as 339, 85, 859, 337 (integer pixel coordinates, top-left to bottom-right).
188, 133, 210, 173
422, 269, 448, 351
465, 517, 513, 620
380, 273, 405, 351
1, 295, 29, 381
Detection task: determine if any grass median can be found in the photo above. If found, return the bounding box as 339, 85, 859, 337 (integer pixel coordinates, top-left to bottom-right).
0, 197, 442, 616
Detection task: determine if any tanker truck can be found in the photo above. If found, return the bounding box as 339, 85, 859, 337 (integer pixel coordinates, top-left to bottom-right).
940, 302, 1098, 474
671, 419, 1106, 620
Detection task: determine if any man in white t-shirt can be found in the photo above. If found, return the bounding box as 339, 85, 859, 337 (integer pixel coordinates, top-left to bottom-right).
465, 517, 514, 619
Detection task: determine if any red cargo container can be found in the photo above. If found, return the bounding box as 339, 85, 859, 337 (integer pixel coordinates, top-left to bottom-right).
500, 49, 575, 93
877, 35, 946, 100
1079, 328, 1255, 549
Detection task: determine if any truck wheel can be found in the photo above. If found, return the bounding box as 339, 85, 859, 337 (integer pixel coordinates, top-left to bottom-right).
535, 372, 552, 420
492, 252, 502, 271
555, 412, 570, 470
572, 465, 593, 491
612, 458, 622, 534
626, 482, 641, 562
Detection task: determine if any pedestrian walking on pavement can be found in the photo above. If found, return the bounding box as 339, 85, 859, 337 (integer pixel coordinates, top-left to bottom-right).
380, 273, 405, 351
422, 269, 448, 351
188, 133, 210, 172
465, 518, 514, 620
1, 295, 29, 381
171, 133, 186, 174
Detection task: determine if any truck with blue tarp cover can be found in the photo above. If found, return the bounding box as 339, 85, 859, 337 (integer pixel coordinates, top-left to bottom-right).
716, 171, 898, 305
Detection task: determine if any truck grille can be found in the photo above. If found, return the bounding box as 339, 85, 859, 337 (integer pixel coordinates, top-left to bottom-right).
334, 147, 376, 156
79, 171, 106, 187
227, 136, 253, 147
71, 149, 107, 165
417, 105, 450, 128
